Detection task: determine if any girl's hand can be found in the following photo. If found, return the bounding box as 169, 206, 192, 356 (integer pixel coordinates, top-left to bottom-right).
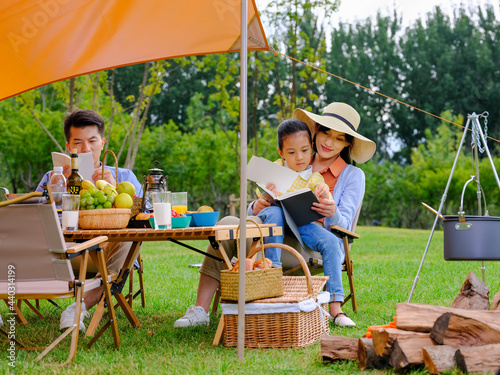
265, 183, 279, 197
253, 198, 271, 215
311, 197, 337, 218
315, 183, 329, 200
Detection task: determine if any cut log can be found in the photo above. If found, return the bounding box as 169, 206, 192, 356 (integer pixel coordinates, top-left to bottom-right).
450, 271, 490, 310
431, 312, 500, 346
321, 336, 358, 361
492, 291, 500, 310
358, 337, 389, 370
371, 327, 428, 357
422, 345, 458, 374
396, 303, 500, 332
455, 343, 500, 373
389, 335, 436, 369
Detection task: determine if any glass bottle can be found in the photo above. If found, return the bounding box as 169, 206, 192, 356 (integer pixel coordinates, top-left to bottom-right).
67, 149, 83, 194
49, 166, 66, 209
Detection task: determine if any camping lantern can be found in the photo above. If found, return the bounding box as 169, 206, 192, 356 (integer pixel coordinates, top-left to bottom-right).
141, 162, 168, 212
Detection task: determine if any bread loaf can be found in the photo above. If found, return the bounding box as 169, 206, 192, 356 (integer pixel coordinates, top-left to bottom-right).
231, 258, 256, 272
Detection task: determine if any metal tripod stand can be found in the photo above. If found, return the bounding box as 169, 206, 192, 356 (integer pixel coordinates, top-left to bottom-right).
408, 112, 500, 302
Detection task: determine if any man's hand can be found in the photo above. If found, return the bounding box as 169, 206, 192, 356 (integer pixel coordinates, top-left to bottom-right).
311, 197, 337, 218
62, 165, 71, 179
92, 168, 116, 187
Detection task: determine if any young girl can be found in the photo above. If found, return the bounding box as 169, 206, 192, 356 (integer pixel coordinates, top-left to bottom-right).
256, 120, 339, 277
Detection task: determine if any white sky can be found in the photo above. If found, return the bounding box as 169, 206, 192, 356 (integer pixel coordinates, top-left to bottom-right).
256, 0, 499, 29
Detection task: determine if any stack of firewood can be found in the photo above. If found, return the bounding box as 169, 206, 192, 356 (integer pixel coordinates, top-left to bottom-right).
321, 272, 500, 374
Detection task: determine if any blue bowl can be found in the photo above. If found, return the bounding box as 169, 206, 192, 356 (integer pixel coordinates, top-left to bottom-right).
190, 212, 220, 227
172, 216, 192, 228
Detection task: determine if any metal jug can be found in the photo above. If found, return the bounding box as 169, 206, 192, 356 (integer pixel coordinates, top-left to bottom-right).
141, 162, 168, 211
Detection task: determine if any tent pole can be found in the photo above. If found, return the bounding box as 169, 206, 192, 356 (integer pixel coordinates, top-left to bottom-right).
238, 0, 248, 360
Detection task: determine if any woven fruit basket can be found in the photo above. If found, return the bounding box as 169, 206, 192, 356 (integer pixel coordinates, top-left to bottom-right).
220, 220, 284, 302
79, 208, 132, 229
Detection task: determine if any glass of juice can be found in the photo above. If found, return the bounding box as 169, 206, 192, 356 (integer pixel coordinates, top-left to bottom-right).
171, 192, 188, 214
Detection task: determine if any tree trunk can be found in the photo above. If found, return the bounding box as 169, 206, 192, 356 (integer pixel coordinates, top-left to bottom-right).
422, 345, 458, 374
389, 335, 436, 369
450, 271, 490, 310
430, 312, 500, 346
321, 336, 358, 361
455, 343, 500, 374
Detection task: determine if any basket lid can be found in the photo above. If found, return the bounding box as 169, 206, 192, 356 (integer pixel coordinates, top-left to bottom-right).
251, 276, 329, 304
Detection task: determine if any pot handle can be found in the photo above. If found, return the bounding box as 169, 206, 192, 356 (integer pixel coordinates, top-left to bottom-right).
459, 176, 488, 219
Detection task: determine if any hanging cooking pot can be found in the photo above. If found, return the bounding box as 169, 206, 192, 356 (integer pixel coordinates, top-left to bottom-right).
443, 177, 500, 260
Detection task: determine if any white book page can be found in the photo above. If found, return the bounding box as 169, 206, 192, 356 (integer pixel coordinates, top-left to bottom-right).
78, 152, 95, 181
51, 151, 94, 181
247, 156, 298, 195
52, 152, 70, 168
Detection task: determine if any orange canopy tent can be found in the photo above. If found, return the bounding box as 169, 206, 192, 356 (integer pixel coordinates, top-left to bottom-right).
0, 0, 269, 100
1, 0, 270, 358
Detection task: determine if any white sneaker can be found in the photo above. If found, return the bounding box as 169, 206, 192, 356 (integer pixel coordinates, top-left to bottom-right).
60, 302, 89, 332
174, 305, 209, 328
332, 312, 356, 327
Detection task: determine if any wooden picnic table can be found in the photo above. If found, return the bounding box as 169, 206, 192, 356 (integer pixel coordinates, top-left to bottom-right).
63, 223, 283, 347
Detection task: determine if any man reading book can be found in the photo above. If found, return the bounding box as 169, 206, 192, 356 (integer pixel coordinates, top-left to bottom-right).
35, 109, 142, 332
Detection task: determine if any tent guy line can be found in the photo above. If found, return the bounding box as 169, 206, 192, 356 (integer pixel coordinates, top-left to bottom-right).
271, 47, 498, 144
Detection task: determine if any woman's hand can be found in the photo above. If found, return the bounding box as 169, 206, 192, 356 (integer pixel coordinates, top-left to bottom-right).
92, 168, 116, 187
312, 197, 337, 218
253, 198, 271, 215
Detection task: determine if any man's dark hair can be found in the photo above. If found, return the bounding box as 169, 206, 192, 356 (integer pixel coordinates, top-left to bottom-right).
64, 109, 105, 142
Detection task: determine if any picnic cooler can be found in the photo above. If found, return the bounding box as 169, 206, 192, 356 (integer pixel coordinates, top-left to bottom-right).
220, 221, 284, 302
221, 243, 330, 349
78, 150, 131, 229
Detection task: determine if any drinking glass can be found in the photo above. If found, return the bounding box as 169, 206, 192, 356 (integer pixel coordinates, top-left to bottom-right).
152, 191, 172, 229
171, 192, 188, 214
62, 193, 80, 230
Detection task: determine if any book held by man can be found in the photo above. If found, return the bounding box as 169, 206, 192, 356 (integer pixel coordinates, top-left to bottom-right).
51, 152, 95, 181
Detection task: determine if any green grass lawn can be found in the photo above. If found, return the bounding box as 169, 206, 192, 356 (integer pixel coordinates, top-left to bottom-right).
1, 226, 499, 374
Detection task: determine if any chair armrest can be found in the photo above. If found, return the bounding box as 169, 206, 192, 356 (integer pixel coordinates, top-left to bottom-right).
66, 236, 109, 253
329, 225, 360, 240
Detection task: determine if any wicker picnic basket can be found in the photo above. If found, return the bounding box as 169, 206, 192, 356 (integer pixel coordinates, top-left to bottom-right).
220, 220, 284, 302
222, 243, 330, 349
78, 150, 132, 229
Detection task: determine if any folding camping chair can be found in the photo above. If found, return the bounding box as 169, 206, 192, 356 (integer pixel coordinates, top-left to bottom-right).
281, 202, 362, 313
0, 195, 118, 364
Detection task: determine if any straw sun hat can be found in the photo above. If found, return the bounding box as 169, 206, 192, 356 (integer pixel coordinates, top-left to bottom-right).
293, 102, 376, 163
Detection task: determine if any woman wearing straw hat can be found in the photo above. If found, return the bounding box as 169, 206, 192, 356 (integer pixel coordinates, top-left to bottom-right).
174, 102, 375, 328
276, 102, 376, 325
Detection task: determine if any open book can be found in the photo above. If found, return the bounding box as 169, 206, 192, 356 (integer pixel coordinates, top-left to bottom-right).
51, 152, 95, 181
248, 156, 324, 228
